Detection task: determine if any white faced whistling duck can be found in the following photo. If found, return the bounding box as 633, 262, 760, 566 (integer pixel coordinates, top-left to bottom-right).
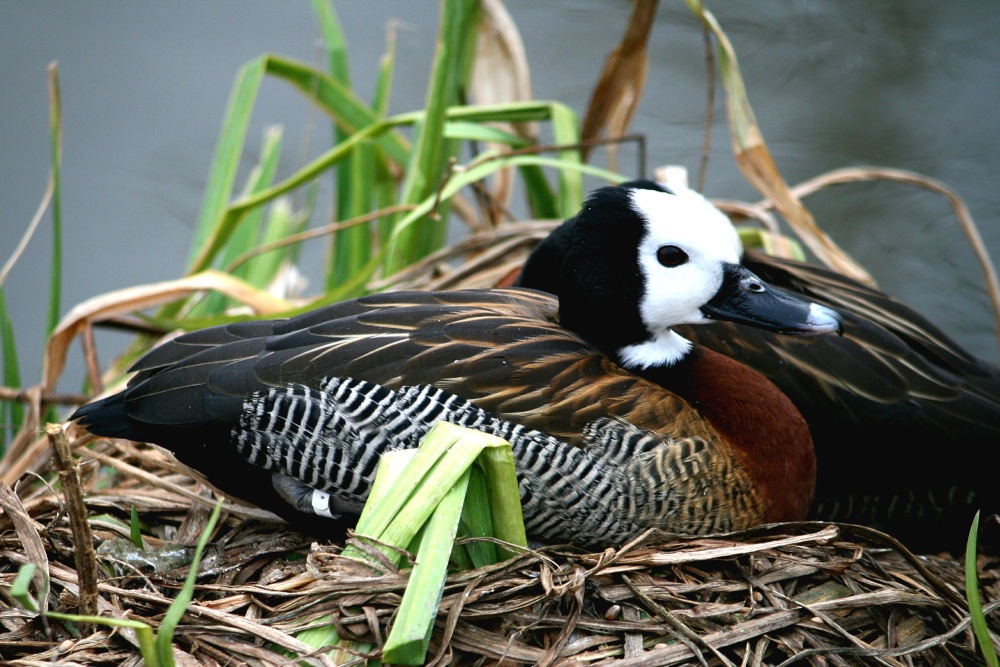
516, 180, 1000, 553
71, 181, 844, 549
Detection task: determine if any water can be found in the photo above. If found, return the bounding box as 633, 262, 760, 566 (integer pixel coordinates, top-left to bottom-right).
2, 0, 998, 402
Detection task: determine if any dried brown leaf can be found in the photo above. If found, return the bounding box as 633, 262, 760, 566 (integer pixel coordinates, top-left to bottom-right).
0, 482, 49, 610
42, 270, 291, 393
581, 0, 658, 166
688, 1, 873, 285
470, 0, 536, 216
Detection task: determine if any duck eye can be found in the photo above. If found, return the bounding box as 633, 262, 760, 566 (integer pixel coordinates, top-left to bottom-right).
656, 245, 688, 268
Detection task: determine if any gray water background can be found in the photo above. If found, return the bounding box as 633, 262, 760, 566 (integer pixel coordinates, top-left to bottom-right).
2, 1, 998, 401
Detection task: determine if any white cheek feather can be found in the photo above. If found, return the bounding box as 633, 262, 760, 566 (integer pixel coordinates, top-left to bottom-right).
635, 250, 719, 329
630, 187, 743, 264
628, 187, 742, 333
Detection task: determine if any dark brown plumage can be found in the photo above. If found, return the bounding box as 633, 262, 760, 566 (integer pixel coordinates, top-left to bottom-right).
72, 181, 843, 547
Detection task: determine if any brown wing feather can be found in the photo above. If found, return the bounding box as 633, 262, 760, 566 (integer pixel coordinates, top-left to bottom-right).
265, 289, 716, 445
123, 288, 718, 448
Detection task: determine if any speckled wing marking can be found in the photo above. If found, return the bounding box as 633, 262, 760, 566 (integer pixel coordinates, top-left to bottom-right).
233, 377, 752, 546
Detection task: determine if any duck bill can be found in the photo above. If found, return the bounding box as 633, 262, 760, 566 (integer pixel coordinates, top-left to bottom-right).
701, 264, 844, 335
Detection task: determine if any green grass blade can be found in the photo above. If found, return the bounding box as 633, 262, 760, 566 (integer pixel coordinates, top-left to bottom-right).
350, 448, 416, 547
264, 54, 410, 165
191, 99, 580, 289
296, 450, 410, 661
372, 24, 396, 118
440, 100, 565, 124
221, 125, 284, 277
0, 287, 23, 452
147, 57, 268, 352
371, 22, 398, 251
188, 116, 405, 287
11, 564, 39, 612
518, 163, 560, 219
349, 423, 491, 565
309, 0, 374, 291
299, 450, 413, 661
47, 612, 160, 666
965, 511, 1000, 666
443, 120, 529, 145
181, 51, 409, 305
344, 425, 521, 665
310, 0, 350, 84
549, 101, 584, 217
382, 466, 471, 665
473, 441, 527, 559
155, 498, 224, 666
379, 153, 623, 272
329, 141, 376, 288
194, 125, 284, 316
326, 38, 400, 290
187, 57, 267, 270
285, 152, 624, 306
389, 0, 482, 274
300, 422, 520, 663
738, 228, 807, 261
129, 506, 144, 550
243, 197, 303, 290
46, 64, 63, 336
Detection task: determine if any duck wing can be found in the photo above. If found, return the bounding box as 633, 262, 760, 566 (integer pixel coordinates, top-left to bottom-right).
122, 288, 702, 442
676, 249, 1000, 549
74, 288, 716, 530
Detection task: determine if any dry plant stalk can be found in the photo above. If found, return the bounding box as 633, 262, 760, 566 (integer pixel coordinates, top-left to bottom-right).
47, 422, 99, 623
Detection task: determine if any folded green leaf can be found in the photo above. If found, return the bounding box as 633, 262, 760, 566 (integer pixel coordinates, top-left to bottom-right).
382, 465, 471, 665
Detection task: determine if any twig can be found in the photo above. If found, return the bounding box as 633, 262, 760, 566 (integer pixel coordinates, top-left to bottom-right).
465, 134, 648, 180
430, 157, 459, 221
623, 574, 734, 667
623, 604, 645, 658
224, 204, 417, 273
784, 165, 1000, 349
0, 385, 90, 407
0, 482, 50, 612
0, 173, 54, 290
81, 321, 103, 395
47, 423, 99, 624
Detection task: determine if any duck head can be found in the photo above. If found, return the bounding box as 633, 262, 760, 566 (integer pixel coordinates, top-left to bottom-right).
517, 180, 844, 369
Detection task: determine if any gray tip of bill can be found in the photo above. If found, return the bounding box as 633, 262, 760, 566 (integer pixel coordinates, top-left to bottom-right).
807, 303, 845, 335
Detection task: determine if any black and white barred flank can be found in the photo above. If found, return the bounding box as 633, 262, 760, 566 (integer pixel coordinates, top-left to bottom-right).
234, 377, 728, 546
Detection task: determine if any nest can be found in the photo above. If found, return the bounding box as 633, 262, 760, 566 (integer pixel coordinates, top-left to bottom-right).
1, 433, 998, 666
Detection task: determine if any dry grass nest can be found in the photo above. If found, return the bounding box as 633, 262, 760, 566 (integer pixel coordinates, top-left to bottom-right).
1, 431, 998, 667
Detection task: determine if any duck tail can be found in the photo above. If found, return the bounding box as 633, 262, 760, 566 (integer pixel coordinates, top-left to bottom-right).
70, 393, 141, 441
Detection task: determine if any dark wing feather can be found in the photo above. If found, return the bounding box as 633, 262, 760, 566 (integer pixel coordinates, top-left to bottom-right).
87, 286, 703, 451
677, 249, 1000, 550
129, 320, 277, 379
687, 249, 1000, 427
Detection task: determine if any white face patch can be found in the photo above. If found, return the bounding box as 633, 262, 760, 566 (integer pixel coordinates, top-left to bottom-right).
617, 187, 743, 367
